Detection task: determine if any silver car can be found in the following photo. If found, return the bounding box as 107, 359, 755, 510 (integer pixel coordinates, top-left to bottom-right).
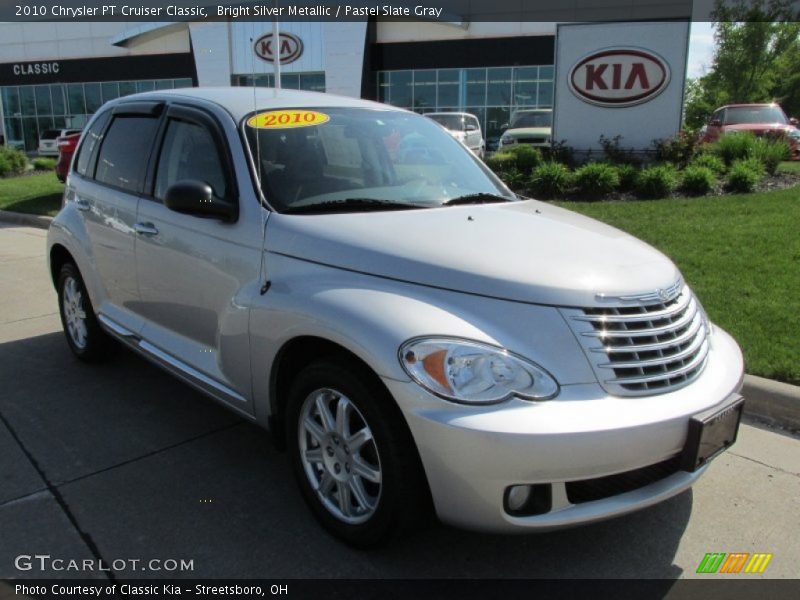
47, 88, 745, 547
426, 112, 485, 158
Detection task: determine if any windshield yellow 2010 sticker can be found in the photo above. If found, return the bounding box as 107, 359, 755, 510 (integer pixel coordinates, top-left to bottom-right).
246, 110, 330, 129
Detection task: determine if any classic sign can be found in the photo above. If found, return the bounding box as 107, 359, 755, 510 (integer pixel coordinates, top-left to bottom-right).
254, 32, 303, 65
569, 48, 670, 107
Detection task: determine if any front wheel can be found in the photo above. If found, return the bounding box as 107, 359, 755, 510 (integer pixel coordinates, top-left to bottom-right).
286, 358, 430, 547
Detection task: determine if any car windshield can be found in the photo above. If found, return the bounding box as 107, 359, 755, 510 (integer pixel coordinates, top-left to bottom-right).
428, 114, 467, 131
510, 112, 552, 128
243, 107, 511, 213
724, 106, 787, 125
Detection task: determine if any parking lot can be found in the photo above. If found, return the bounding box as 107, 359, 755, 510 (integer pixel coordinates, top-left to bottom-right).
1, 223, 799, 580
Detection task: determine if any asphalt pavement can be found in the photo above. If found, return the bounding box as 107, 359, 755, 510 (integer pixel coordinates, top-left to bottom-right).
1, 223, 799, 580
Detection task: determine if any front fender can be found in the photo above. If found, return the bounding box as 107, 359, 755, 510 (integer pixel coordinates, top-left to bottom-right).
249, 253, 596, 425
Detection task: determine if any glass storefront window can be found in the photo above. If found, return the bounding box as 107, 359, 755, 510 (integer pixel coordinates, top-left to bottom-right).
437, 69, 460, 107
465, 69, 486, 106
412, 70, 436, 110
2, 78, 194, 152
66, 84, 85, 115
34, 86, 52, 116
486, 68, 512, 106
19, 87, 35, 115
84, 83, 102, 112
1, 87, 20, 116
101, 82, 119, 103
376, 64, 554, 149
388, 71, 412, 107
136, 81, 155, 93
51, 85, 66, 115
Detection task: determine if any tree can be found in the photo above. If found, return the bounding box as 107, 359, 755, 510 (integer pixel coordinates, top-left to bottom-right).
683, 0, 800, 127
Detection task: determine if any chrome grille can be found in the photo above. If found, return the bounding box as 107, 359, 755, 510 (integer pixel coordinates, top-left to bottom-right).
562, 285, 710, 396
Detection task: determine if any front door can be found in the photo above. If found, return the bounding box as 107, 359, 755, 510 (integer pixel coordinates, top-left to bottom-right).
133, 104, 260, 413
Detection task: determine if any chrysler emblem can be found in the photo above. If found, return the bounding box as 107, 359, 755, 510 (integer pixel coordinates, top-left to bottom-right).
657, 288, 669, 301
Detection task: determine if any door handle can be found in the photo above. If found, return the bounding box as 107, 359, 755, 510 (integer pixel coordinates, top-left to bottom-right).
74, 198, 90, 211
134, 222, 159, 236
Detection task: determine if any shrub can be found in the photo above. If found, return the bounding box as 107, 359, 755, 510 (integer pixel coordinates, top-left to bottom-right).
691, 153, 726, 175
503, 144, 542, 172
0, 156, 11, 178
541, 140, 575, 167
712, 132, 757, 165
500, 168, 527, 190
573, 162, 619, 198
726, 158, 764, 193
653, 132, 698, 168
529, 161, 573, 198
635, 165, 678, 199
749, 137, 790, 175
681, 166, 716, 196
32, 157, 57, 171
613, 163, 640, 192
485, 152, 515, 173
0, 147, 28, 177
599, 134, 641, 165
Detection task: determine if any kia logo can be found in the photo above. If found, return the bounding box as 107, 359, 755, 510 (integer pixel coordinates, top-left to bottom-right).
254, 32, 303, 65
569, 48, 670, 107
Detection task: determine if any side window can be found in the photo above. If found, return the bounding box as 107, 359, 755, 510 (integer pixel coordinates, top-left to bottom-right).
74, 111, 110, 177
468, 116, 480, 132
95, 116, 159, 193
154, 120, 228, 201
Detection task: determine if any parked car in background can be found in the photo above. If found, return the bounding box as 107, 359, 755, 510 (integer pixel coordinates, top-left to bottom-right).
55, 132, 82, 182
700, 103, 799, 159
426, 112, 485, 158
498, 109, 552, 149
39, 128, 81, 157
48, 88, 745, 547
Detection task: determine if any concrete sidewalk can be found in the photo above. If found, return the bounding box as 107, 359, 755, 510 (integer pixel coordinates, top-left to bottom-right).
1, 224, 799, 580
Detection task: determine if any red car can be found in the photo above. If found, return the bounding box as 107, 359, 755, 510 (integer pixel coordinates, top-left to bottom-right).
700, 103, 800, 159
55, 132, 81, 182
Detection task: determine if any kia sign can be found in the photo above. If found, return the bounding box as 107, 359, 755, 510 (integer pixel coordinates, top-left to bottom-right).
569, 48, 671, 107
553, 22, 689, 155
254, 32, 303, 65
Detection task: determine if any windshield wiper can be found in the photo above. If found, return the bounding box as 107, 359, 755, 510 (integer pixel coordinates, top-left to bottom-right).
283, 198, 424, 215
442, 193, 514, 206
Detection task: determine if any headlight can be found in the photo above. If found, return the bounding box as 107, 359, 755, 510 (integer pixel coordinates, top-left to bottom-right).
399, 337, 559, 404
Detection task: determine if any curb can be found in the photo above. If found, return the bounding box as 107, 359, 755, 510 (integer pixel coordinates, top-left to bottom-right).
0, 210, 52, 230
743, 374, 800, 431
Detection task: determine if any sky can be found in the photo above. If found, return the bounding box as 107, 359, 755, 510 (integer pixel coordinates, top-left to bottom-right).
687, 21, 716, 79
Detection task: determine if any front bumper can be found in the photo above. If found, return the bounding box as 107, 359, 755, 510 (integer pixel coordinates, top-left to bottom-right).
383, 326, 744, 533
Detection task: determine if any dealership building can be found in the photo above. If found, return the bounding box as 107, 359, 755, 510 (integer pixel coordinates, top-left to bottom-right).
0, 3, 693, 153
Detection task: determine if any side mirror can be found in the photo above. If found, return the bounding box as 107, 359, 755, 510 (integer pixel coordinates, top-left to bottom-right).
709, 119, 722, 127
790, 117, 798, 126
164, 180, 237, 222
465, 123, 478, 132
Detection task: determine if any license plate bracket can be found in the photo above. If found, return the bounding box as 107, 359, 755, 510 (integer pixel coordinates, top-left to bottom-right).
681, 394, 744, 472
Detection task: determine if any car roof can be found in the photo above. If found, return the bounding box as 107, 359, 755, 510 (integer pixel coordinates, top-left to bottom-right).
427, 112, 474, 117
720, 103, 782, 109
111, 87, 406, 121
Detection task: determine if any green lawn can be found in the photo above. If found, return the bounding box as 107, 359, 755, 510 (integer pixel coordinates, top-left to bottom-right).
777, 160, 800, 175
0, 172, 64, 216
555, 187, 800, 385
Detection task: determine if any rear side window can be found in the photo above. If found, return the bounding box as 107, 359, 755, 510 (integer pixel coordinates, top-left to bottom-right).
154, 120, 228, 201
75, 111, 110, 177
95, 116, 159, 193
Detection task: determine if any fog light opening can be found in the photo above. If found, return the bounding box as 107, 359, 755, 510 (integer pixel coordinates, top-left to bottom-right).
504, 484, 552, 516
507, 485, 531, 511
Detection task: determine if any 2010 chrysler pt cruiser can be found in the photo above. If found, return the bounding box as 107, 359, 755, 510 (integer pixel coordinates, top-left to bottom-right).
47, 88, 745, 546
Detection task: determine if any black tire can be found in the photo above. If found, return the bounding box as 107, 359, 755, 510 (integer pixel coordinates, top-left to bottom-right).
286, 357, 430, 547
56, 262, 109, 362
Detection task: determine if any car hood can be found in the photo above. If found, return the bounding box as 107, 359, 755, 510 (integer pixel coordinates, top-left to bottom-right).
266, 200, 680, 307
722, 123, 792, 133
504, 127, 551, 138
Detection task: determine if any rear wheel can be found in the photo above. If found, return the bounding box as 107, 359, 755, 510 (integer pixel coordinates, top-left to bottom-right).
286, 358, 430, 547
57, 262, 109, 361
